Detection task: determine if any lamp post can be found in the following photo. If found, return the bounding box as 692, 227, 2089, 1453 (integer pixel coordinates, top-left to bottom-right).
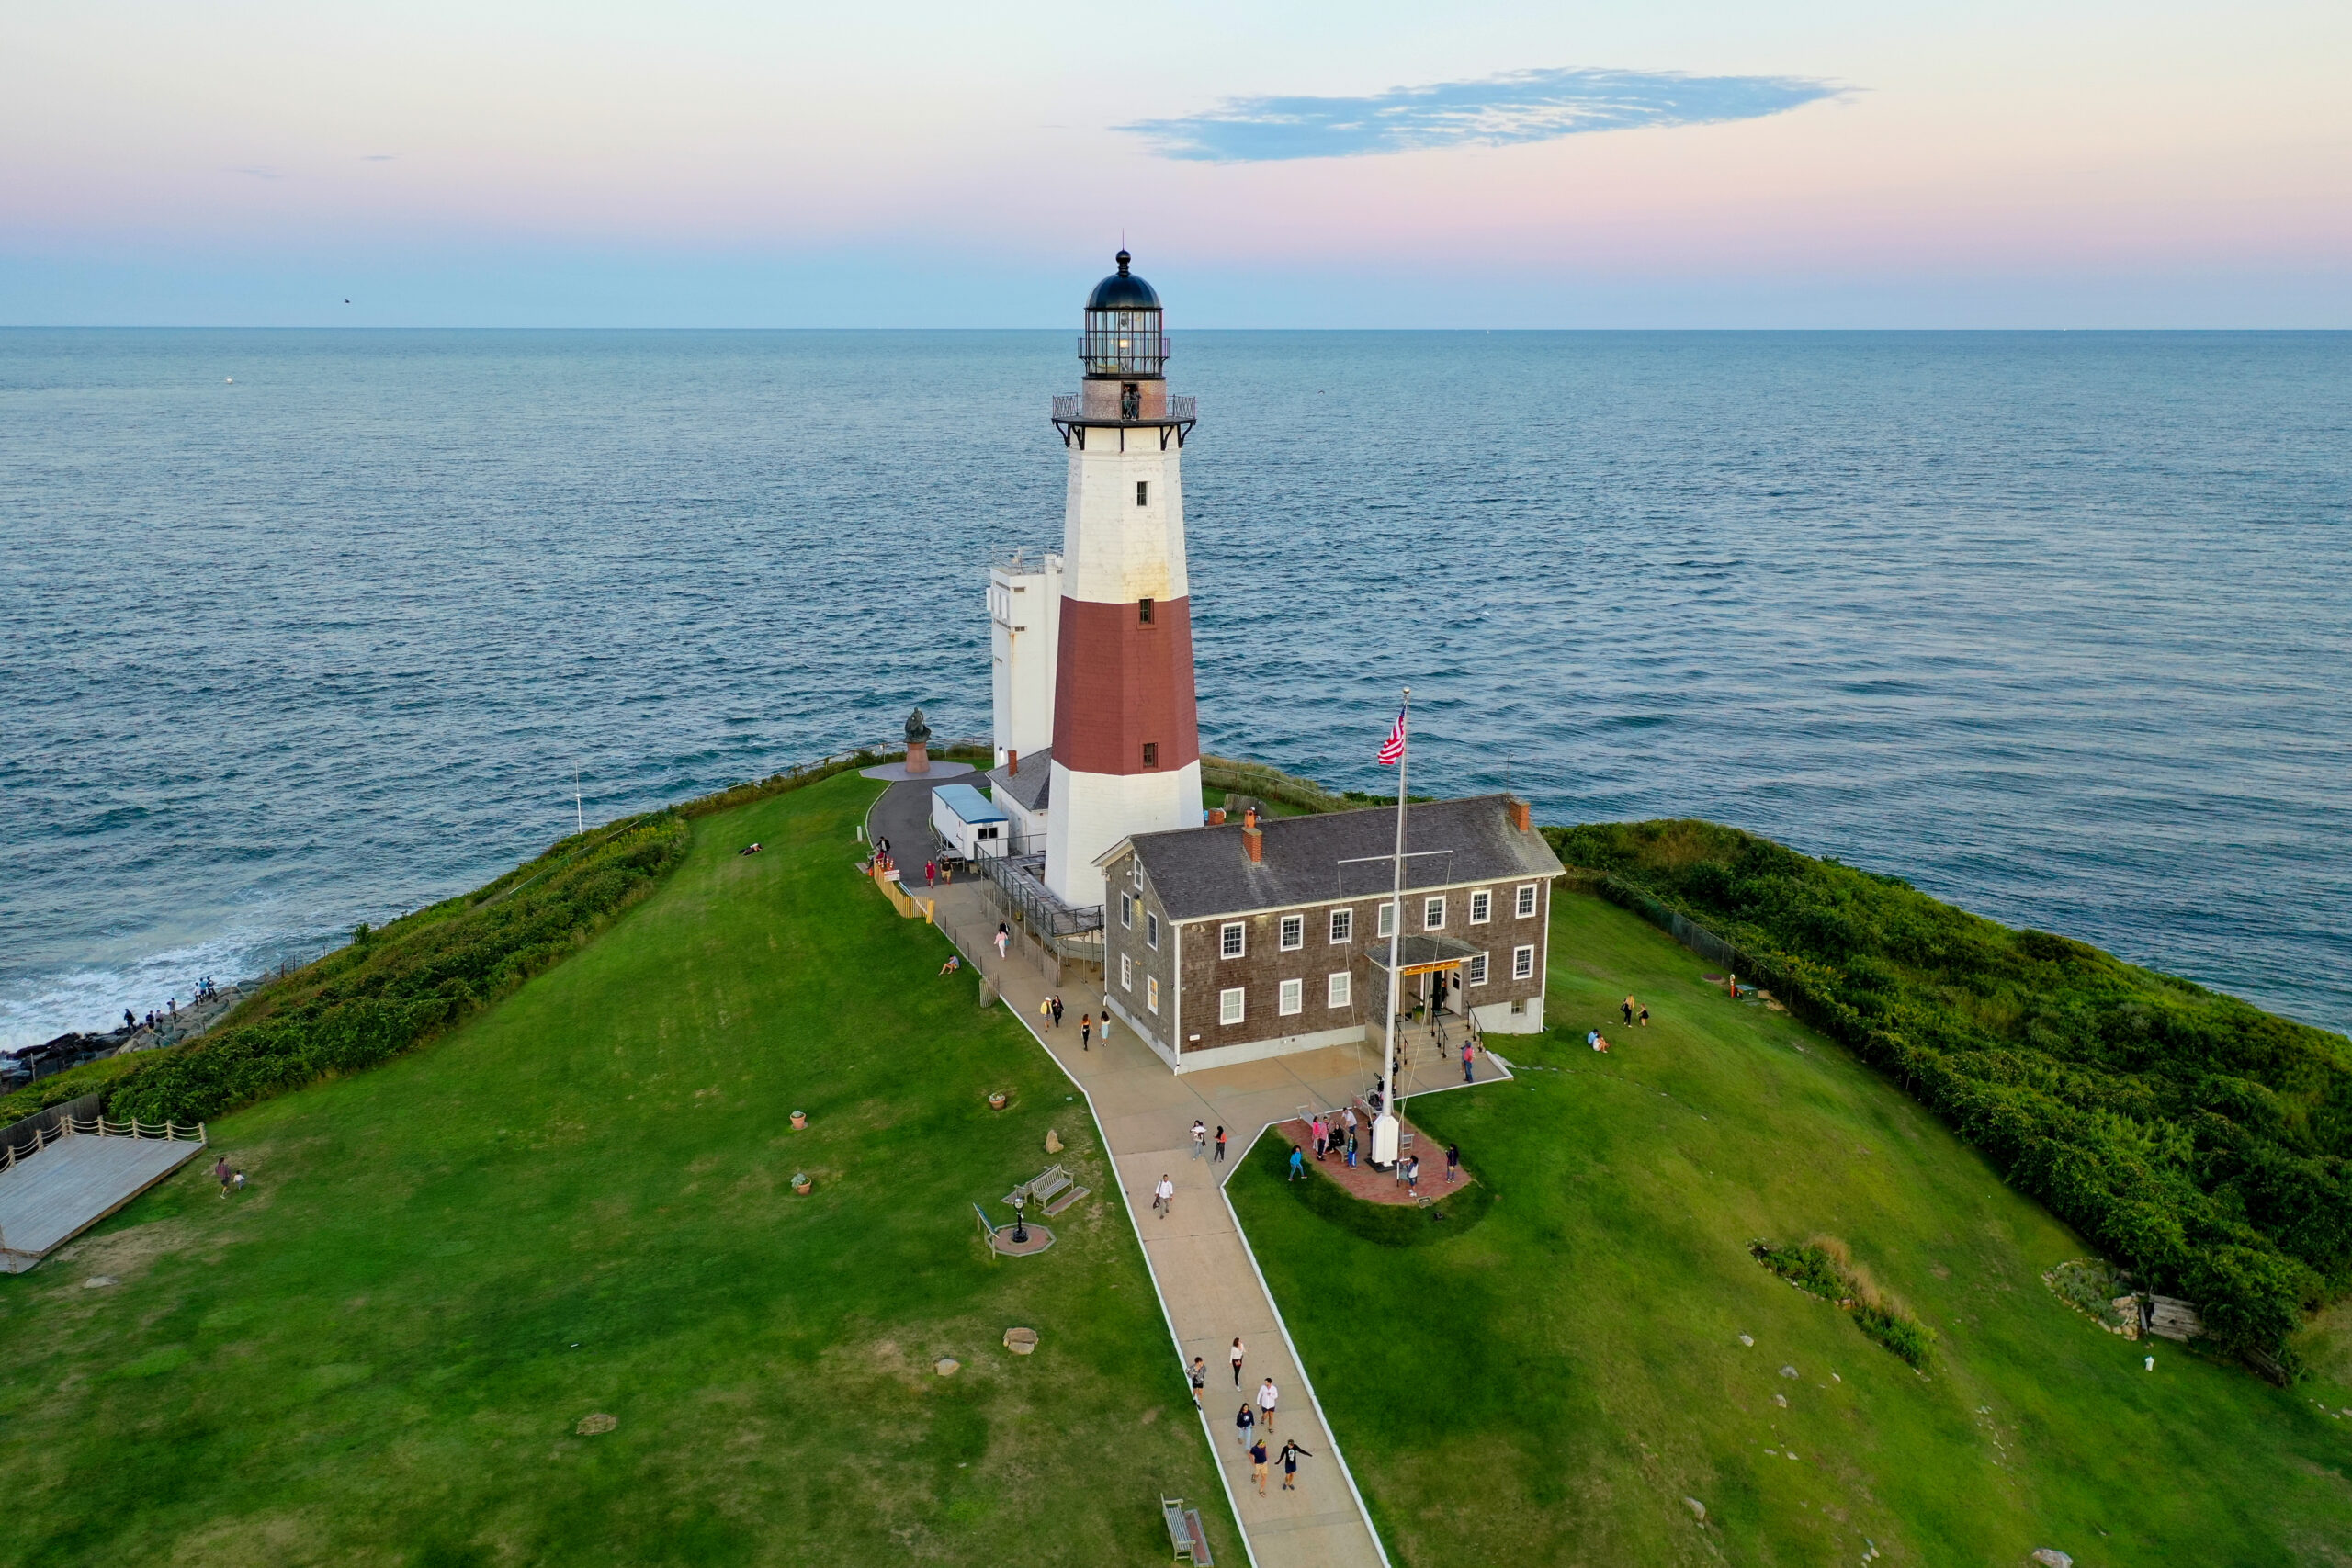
1010, 1190, 1029, 1246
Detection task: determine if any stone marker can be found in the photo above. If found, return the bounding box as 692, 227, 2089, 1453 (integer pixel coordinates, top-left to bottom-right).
1773, 1393, 1788, 1408
1683, 1497, 1705, 1523
84, 1276, 116, 1289
1779, 1365, 1798, 1379
935, 1358, 960, 1377
2030, 1552, 2073, 1568
576, 1413, 617, 1435
1003, 1326, 1039, 1355
1045, 1129, 1063, 1155
1737, 1334, 1753, 1347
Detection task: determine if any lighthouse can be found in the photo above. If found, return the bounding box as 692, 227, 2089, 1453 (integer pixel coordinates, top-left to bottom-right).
1041, 251, 1203, 910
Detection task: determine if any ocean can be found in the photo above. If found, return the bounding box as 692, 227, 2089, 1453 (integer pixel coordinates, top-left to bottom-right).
3, 329, 2347, 1048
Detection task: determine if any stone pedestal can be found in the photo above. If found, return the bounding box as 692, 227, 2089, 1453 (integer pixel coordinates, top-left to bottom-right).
905, 741, 930, 774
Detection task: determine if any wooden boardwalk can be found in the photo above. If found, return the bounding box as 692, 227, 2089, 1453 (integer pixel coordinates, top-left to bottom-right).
0, 1131, 208, 1271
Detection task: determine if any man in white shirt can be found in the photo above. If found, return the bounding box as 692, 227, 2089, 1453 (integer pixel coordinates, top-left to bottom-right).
1256, 1376, 1280, 1433
1191, 1120, 1207, 1159
1153, 1174, 1176, 1218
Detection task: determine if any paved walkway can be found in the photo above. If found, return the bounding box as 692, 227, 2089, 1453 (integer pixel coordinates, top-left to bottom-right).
866, 781, 1510, 1568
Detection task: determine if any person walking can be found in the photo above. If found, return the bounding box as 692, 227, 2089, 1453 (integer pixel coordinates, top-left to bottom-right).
1230, 1337, 1246, 1387
1235, 1401, 1256, 1450
925, 859, 937, 889
1288, 1145, 1306, 1180
1638, 1003, 1649, 1027
1445, 1142, 1461, 1183
1279, 1438, 1313, 1491
1153, 1174, 1176, 1218
1191, 1120, 1207, 1159
1214, 1125, 1227, 1162
1051, 995, 1065, 1029
1256, 1376, 1279, 1434
1622, 994, 1635, 1026
1311, 1115, 1327, 1160
1462, 1040, 1476, 1082
1345, 1130, 1359, 1168
213, 1155, 233, 1196
995, 923, 1010, 960
1040, 995, 1055, 1030
1080, 1013, 1092, 1051
1341, 1104, 1358, 1148
1250, 1438, 1270, 1495
1188, 1355, 1208, 1409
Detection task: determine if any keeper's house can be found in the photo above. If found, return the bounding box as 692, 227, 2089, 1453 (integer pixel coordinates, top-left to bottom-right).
1096, 795, 1565, 1074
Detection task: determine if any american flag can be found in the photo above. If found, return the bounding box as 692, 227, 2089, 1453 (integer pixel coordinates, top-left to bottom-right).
1376, 705, 1407, 765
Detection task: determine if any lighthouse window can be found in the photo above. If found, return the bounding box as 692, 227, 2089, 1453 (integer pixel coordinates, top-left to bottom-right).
1142, 742, 1159, 768
1138, 597, 1154, 625
1136, 480, 1149, 506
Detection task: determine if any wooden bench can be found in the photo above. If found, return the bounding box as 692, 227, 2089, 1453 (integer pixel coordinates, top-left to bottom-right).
1001, 1164, 1090, 1217
1160, 1497, 1213, 1563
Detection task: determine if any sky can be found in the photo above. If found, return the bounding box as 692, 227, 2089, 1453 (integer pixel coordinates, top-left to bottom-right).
3, 0, 2349, 327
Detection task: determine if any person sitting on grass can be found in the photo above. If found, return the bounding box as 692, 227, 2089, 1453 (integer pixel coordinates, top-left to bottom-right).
938, 954, 961, 976
1587, 1028, 1610, 1054
739, 842, 762, 855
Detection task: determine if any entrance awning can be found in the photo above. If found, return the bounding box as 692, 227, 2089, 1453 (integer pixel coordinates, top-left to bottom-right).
1363, 933, 1484, 976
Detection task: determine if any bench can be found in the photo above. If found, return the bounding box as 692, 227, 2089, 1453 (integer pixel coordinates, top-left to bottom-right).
1160, 1497, 1214, 1563
1002, 1164, 1090, 1217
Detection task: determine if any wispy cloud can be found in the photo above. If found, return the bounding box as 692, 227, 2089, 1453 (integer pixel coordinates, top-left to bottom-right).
231, 164, 284, 180
1122, 67, 1845, 163
360, 153, 396, 163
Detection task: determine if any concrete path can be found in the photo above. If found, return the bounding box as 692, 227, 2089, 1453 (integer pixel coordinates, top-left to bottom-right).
866, 781, 1509, 1568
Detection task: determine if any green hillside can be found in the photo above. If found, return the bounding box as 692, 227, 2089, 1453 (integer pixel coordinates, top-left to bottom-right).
1229, 888, 2352, 1566
0, 773, 1230, 1567
1551, 820, 2352, 1366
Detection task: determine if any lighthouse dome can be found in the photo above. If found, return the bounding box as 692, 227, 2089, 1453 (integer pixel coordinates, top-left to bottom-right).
1086, 250, 1161, 311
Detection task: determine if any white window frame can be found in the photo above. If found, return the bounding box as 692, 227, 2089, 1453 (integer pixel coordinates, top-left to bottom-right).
1376, 902, 1396, 938
1120, 892, 1134, 929
1120, 953, 1134, 990
1510, 997, 1527, 1015
1219, 987, 1245, 1026
1148, 976, 1161, 1014
1147, 911, 1159, 951
1279, 914, 1304, 952
1468, 953, 1489, 987
1329, 908, 1353, 944
1220, 921, 1246, 959
1131, 857, 1144, 887
1513, 943, 1536, 980
1327, 971, 1351, 1009
1516, 883, 1538, 918
1278, 977, 1303, 1016
1423, 896, 1445, 931
1469, 889, 1491, 925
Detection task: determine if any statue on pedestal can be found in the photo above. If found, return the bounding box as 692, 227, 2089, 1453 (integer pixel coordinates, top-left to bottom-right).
904, 707, 933, 775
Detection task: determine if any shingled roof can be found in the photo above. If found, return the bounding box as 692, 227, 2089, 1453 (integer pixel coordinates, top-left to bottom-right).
987, 747, 1052, 813
1114, 795, 1562, 921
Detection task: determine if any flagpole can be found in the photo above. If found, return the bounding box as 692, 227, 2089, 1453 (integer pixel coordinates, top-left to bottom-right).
1374, 688, 1409, 1169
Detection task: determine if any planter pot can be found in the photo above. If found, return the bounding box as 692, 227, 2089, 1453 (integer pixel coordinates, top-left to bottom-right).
988, 1092, 1008, 1111
792, 1173, 813, 1195
791, 1111, 808, 1131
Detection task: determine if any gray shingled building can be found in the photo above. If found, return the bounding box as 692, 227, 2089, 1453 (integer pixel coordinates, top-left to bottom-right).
1095, 795, 1565, 1074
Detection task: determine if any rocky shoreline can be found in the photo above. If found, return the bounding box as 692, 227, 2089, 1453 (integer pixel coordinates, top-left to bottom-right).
1, 981, 249, 1093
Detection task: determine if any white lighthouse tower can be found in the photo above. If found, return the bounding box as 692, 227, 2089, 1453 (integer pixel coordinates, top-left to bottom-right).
1042, 251, 1203, 910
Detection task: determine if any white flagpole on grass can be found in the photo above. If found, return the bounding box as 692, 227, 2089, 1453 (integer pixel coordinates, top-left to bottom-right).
1374, 690, 1408, 1169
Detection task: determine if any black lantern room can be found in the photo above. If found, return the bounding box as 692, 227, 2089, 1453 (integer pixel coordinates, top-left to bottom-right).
1080, 251, 1167, 382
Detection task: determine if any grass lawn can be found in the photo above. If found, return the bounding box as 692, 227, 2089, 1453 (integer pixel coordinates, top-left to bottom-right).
1230, 889, 2352, 1567
0, 773, 1231, 1567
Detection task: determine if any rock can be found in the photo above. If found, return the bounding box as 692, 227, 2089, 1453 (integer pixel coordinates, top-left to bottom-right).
1773, 1393, 1788, 1408
934, 1358, 960, 1376
1682, 1497, 1706, 1522
1046, 1129, 1064, 1155
1003, 1326, 1038, 1355
2030, 1551, 2073, 1568
575, 1413, 617, 1435
84, 1276, 116, 1289
1831, 1372, 1841, 1382
1780, 1365, 1799, 1379
1738, 1334, 1754, 1347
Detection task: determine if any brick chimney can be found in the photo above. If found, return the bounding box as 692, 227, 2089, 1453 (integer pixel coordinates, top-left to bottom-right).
1207, 807, 1227, 826
1008, 750, 1019, 775
1506, 795, 1532, 833
1242, 808, 1263, 863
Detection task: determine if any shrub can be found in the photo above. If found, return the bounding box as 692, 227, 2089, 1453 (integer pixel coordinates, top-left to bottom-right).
1751, 1236, 1936, 1368
1559, 818, 2352, 1365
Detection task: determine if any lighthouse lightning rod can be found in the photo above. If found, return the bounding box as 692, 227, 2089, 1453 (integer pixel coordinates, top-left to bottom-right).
1376, 688, 1409, 1165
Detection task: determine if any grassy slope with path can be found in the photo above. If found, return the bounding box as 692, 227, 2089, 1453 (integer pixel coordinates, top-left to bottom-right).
1229, 889, 2352, 1567
0, 773, 1231, 1567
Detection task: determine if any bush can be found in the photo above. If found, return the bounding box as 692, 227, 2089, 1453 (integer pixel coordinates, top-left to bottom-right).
1752, 1236, 1936, 1368
1559, 818, 2352, 1365
1249, 1128, 1494, 1245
